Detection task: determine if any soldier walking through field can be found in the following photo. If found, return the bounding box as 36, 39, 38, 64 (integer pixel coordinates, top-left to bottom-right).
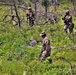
62, 10, 74, 33
39, 31, 51, 62
26, 7, 35, 26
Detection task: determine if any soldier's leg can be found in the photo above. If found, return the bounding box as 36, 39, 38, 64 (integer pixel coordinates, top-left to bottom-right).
30, 19, 33, 26
32, 20, 34, 26
64, 25, 68, 33
39, 50, 51, 62
39, 51, 46, 62
69, 26, 73, 33
69, 23, 74, 33
28, 17, 32, 26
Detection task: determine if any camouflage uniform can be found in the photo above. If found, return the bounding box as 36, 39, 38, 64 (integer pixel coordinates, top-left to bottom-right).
26, 7, 35, 26
62, 10, 74, 33
39, 36, 51, 61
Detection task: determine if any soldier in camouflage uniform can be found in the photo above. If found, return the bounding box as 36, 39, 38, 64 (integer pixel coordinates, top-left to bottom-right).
26, 7, 35, 26
62, 10, 74, 33
39, 31, 51, 62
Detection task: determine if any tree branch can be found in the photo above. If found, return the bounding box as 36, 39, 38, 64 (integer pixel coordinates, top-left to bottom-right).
0, 2, 27, 9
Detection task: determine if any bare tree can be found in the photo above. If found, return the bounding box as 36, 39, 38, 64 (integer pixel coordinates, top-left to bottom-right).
41, 0, 51, 18
52, 0, 58, 11
30, 0, 39, 16
12, 0, 21, 27
34, 0, 39, 16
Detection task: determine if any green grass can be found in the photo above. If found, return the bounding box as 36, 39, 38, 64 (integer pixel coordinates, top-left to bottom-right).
0, 1, 76, 75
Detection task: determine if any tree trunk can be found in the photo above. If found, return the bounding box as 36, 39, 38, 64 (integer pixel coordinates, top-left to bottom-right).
35, 2, 37, 16
12, 0, 21, 27
0, 2, 27, 9
10, 6, 13, 15
54, 1, 57, 11
45, 6, 47, 19
72, 0, 75, 11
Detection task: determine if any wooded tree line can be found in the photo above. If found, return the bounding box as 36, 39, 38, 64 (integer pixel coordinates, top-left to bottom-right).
0, 0, 76, 27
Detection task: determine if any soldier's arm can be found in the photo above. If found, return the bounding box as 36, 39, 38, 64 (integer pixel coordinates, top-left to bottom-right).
62, 14, 66, 20
36, 40, 42, 43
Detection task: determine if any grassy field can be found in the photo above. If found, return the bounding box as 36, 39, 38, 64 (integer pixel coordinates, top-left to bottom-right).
0, 1, 76, 75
